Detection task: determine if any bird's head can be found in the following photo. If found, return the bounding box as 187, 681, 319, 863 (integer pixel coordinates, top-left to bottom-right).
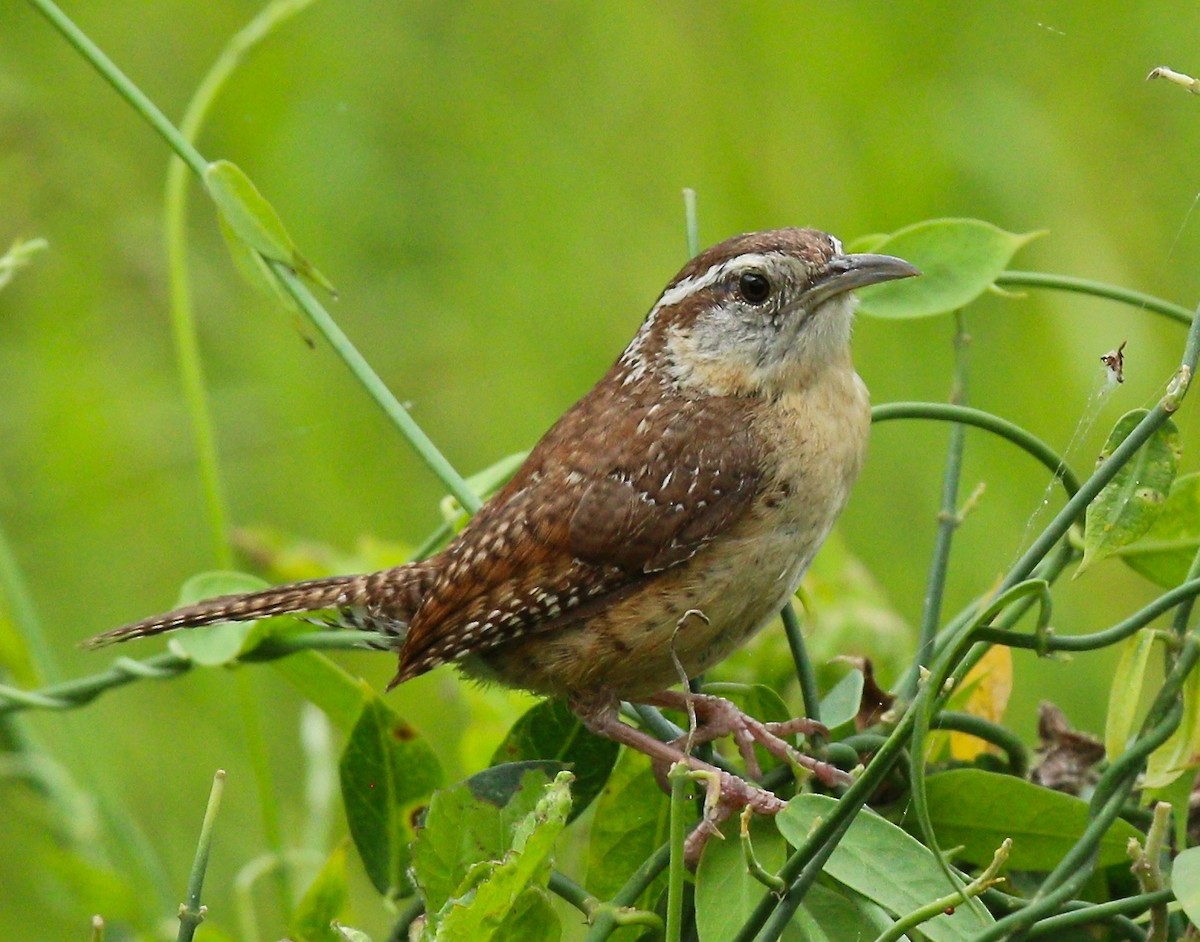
620, 228, 918, 398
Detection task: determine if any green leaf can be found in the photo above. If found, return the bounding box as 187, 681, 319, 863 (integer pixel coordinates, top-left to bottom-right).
412, 766, 552, 914
491, 699, 618, 821
165, 571, 267, 666
425, 771, 573, 941
695, 814, 786, 941
1145, 660, 1200, 789
493, 887, 562, 942
855, 218, 1042, 319
819, 669, 864, 738
1104, 630, 1156, 762
272, 651, 368, 734
1172, 845, 1200, 928
923, 768, 1143, 869
1115, 470, 1200, 587
290, 843, 350, 942
1079, 410, 1180, 575
790, 882, 894, 941
204, 159, 335, 295
339, 689, 444, 898
776, 794, 994, 941
585, 749, 671, 906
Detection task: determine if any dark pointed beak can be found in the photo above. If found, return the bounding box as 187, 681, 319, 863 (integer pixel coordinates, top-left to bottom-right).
803, 253, 920, 309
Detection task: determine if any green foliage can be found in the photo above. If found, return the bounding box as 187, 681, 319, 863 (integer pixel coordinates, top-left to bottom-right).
1116, 471, 1200, 587
922, 769, 1143, 869
491, 699, 619, 821
205, 158, 336, 299
416, 770, 572, 941
290, 843, 351, 942
776, 795, 995, 940
339, 690, 443, 899
1079, 409, 1181, 574
852, 219, 1041, 319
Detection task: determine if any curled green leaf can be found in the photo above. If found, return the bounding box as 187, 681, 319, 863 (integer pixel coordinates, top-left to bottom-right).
856, 218, 1042, 319
1079, 410, 1180, 575
204, 159, 336, 296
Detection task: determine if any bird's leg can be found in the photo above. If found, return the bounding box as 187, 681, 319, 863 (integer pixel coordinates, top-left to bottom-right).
571, 693, 786, 865
643, 690, 850, 788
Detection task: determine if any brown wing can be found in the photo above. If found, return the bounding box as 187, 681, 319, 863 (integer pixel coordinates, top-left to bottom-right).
393, 378, 763, 682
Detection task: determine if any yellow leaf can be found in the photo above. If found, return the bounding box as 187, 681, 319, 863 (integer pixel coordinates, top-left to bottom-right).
949, 645, 1013, 761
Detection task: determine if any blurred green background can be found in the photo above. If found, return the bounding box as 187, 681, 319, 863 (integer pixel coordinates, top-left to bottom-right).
4, 1, 1200, 937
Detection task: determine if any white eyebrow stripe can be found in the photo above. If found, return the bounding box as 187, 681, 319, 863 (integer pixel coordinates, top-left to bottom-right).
651, 252, 779, 312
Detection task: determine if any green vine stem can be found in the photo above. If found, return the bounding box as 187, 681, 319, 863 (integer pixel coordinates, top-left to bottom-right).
997, 270, 1194, 326
904, 312, 971, 700
871, 402, 1080, 496
164, 0, 319, 565
1021, 888, 1175, 939
178, 769, 226, 942
0, 631, 390, 718
780, 602, 821, 725
26, 0, 480, 513
930, 711, 1028, 776
583, 843, 671, 941
874, 839, 1010, 942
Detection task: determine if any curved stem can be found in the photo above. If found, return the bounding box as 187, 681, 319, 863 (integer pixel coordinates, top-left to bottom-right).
163, 1, 319, 566
997, 271, 1193, 327
0, 631, 391, 718
931, 711, 1028, 776
872, 402, 1080, 496
976, 577, 1200, 651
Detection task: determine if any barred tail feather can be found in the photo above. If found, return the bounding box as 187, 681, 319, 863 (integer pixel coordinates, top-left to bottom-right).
83, 573, 373, 649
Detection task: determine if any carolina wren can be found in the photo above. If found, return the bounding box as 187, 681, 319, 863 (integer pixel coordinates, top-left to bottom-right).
88, 228, 916, 836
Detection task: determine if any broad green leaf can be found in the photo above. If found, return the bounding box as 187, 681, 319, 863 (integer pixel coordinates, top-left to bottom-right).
819, 669, 864, 737
412, 766, 552, 914
491, 699, 618, 820
790, 882, 894, 941
290, 843, 350, 942
165, 571, 267, 666
855, 219, 1041, 319
924, 768, 1142, 869
695, 814, 786, 941
426, 771, 573, 941
1079, 410, 1180, 575
1105, 630, 1156, 762
1144, 661, 1200, 789
493, 887, 561, 941
776, 794, 993, 941
339, 689, 443, 898
1174, 846, 1200, 929
204, 159, 335, 295
272, 651, 368, 734
585, 749, 672, 919
1116, 471, 1200, 587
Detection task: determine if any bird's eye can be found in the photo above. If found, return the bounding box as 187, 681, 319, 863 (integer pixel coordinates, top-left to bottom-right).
737, 270, 771, 305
